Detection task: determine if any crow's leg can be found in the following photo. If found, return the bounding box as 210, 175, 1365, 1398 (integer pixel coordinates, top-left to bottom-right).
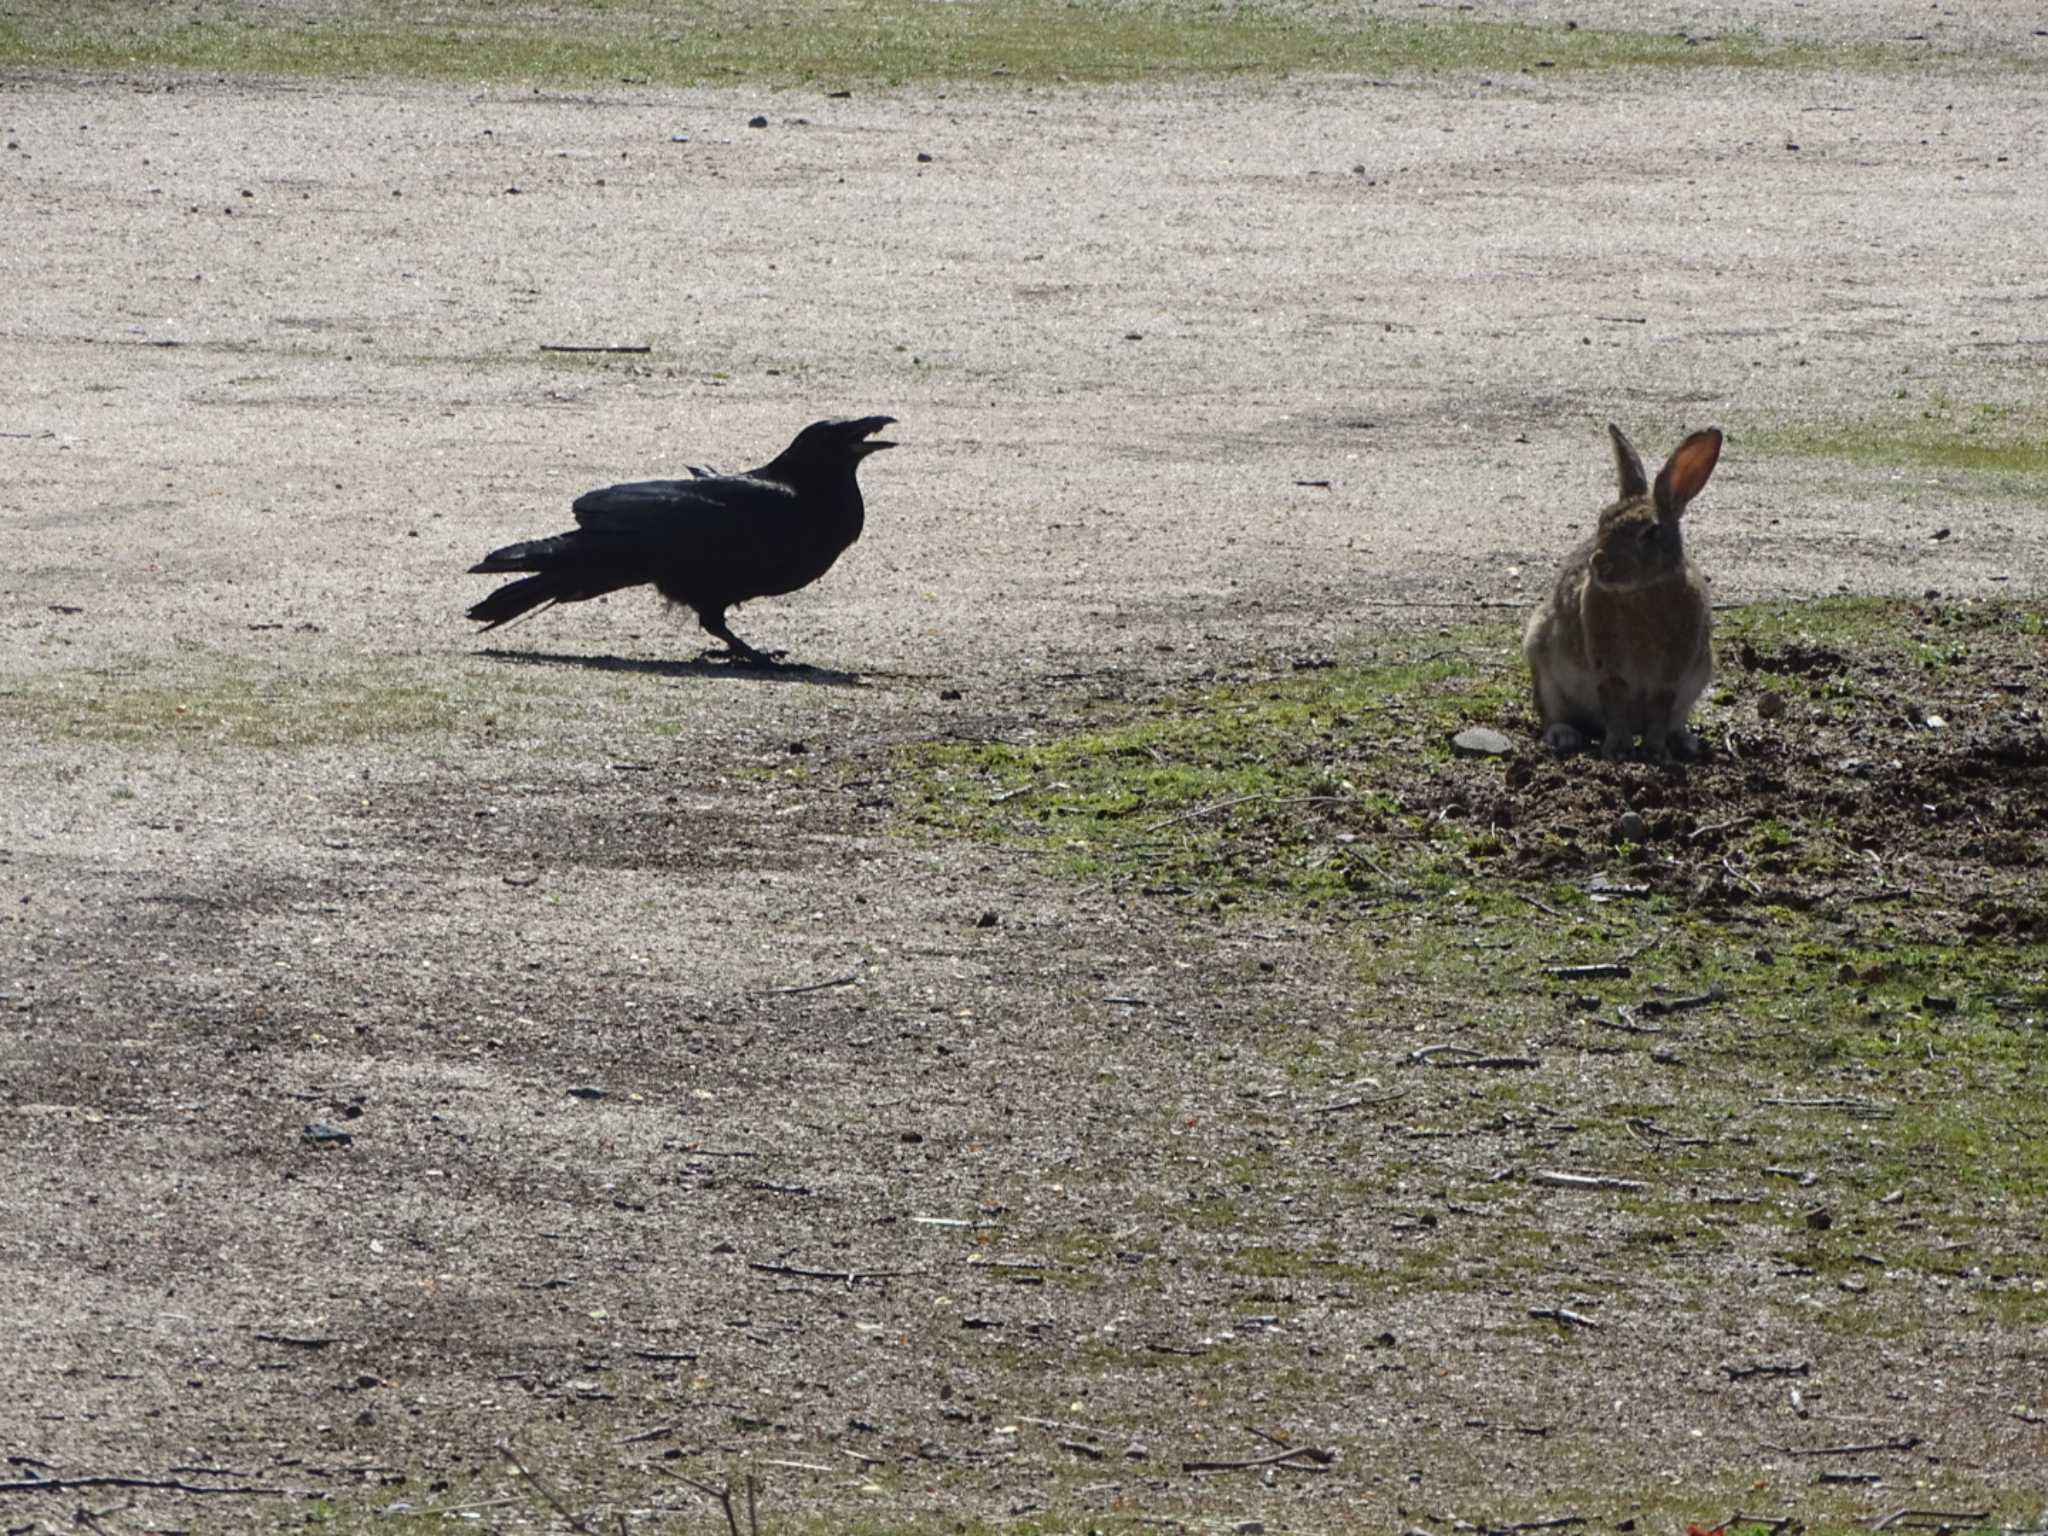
698, 608, 787, 667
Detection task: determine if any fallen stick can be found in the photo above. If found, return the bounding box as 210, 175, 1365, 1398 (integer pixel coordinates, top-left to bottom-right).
0, 1475, 288, 1496
1527, 1307, 1600, 1330
1870, 1509, 1992, 1532
1546, 963, 1632, 980
1182, 1446, 1333, 1474
1305, 1090, 1405, 1115
1688, 815, 1755, 842
747, 1261, 913, 1286
1722, 1360, 1809, 1381
1637, 985, 1727, 1016
1532, 1171, 1645, 1192
1144, 792, 1345, 834
393, 1496, 526, 1518
1766, 1435, 1919, 1458
539, 343, 652, 354
1439, 1054, 1541, 1070
758, 973, 859, 996
1759, 1096, 1893, 1116
1599, 1012, 1665, 1036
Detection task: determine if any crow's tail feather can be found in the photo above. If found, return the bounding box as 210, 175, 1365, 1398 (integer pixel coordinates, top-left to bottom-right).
468, 572, 568, 631
469, 532, 571, 575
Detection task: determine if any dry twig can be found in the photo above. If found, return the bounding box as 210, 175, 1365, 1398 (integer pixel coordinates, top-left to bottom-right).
1532, 1171, 1645, 1192
1527, 1307, 1601, 1330
747, 1261, 912, 1286
1637, 984, 1727, 1016
660, 1471, 761, 1536
500, 1445, 607, 1536
1869, 1509, 1990, 1532
1411, 1045, 1540, 1069
1304, 1089, 1405, 1116
1766, 1435, 1919, 1457
758, 973, 859, 996
0, 1473, 288, 1496
1144, 792, 1345, 834
1182, 1445, 1333, 1474
1722, 1360, 1809, 1381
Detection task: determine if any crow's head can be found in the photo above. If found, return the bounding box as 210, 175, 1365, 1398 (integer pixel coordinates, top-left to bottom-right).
787, 415, 897, 462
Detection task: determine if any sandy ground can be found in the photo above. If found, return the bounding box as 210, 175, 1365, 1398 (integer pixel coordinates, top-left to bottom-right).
3, 6, 2046, 1531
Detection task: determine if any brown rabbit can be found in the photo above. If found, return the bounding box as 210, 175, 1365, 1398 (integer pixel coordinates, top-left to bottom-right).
1523, 424, 1723, 760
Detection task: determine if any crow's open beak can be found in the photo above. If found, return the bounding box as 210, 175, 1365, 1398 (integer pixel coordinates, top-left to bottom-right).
851, 414, 897, 445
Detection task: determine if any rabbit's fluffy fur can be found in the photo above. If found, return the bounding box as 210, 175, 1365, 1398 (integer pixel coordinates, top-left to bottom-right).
1523, 425, 1723, 761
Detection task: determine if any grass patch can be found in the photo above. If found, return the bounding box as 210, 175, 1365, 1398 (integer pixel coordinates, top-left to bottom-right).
907, 638, 1526, 910
0, 651, 459, 753
0, 1, 1974, 89
901, 595, 2048, 1360
1748, 392, 2048, 481
0, 643, 629, 756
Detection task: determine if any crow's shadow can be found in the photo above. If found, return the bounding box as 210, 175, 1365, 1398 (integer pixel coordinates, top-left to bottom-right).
478, 648, 864, 689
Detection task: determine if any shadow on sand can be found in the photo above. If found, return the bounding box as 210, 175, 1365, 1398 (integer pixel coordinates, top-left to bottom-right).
478, 648, 865, 689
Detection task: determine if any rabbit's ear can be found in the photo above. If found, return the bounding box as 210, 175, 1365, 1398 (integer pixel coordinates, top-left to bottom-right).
1608, 424, 1649, 500
1654, 429, 1724, 519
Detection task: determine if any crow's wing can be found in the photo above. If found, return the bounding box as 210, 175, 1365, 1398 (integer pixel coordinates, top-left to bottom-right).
570, 475, 806, 600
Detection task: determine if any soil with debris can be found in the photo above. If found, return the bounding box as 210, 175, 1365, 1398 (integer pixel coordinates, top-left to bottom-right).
3, 5, 2047, 1531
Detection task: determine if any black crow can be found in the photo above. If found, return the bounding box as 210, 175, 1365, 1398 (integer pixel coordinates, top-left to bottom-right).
467, 415, 896, 664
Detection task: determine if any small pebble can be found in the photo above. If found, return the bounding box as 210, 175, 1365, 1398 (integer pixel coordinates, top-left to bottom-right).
748, 115, 769, 128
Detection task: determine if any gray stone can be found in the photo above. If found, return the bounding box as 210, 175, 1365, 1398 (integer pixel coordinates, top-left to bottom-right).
1451, 726, 1513, 757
